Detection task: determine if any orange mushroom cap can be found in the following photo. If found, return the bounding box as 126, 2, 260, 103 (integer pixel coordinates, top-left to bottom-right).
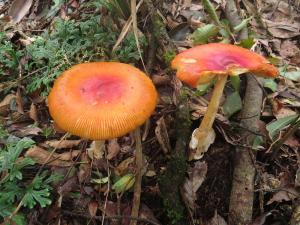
48, 62, 157, 140
171, 43, 279, 88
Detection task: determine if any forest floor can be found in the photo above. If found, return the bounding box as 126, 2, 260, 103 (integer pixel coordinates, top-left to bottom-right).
0, 0, 300, 225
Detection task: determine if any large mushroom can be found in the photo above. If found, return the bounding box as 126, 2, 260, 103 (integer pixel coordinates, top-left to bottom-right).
48, 62, 157, 217
172, 43, 279, 160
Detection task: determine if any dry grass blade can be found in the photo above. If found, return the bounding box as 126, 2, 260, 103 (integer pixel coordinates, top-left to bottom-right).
131, 0, 147, 73
112, 0, 144, 52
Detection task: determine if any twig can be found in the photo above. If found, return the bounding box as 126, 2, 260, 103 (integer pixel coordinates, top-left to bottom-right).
62, 210, 160, 225
130, 128, 143, 225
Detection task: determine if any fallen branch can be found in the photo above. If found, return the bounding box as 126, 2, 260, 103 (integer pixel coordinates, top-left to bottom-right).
225, 1, 263, 224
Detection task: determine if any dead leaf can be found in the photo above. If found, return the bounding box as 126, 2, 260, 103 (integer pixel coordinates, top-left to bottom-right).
115, 157, 135, 176
0, 94, 16, 116
8, 0, 33, 23
284, 136, 300, 150
8, 124, 42, 137
267, 188, 300, 205
25, 146, 80, 167
45, 139, 81, 149
57, 176, 78, 195
29, 103, 38, 122
16, 88, 24, 114
88, 201, 99, 218
181, 161, 207, 213
107, 139, 120, 160
207, 210, 228, 225
263, 19, 300, 39
280, 40, 300, 59
155, 117, 171, 154
78, 152, 91, 183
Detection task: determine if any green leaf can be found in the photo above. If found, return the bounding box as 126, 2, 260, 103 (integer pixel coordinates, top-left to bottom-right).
230, 76, 240, 91
233, 17, 253, 33
263, 78, 277, 92
252, 135, 264, 150
238, 38, 255, 49
280, 70, 300, 81
223, 91, 242, 117
112, 173, 135, 193
195, 80, 214, 96
266, 114, 299, 139
202, 0, 221, 25
92, 176, 109, 184
192, 24, 219, 45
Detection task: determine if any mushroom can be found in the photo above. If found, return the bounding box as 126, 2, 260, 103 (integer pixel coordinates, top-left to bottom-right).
48, 62, 157, 216
171, 43, 279, 160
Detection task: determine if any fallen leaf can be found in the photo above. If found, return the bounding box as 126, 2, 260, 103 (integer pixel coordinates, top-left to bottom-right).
284, 135, 300, 150
263, 19, 300, 39
115, 157, 135, 176
112, 173, 135, 193
107, 139, 120, 160
207, 210, 227, 225
57, 176, 78, 195
267, 188, 300, 205
45, 139, 81, 149
8, 124, 42, 137
88, 201, 99, 218
29, 103, 39, 122
155, 117, 171, 154
280, 40, 300, 59
8, 0, 33, 23
78, 153, 91, 183
181, 161, 207, 212
0, 94, 16, 116
15, 88, 24, 114
25, 146, 80, 167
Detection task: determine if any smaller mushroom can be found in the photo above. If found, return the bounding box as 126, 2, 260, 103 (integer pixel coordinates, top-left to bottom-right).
172, 43, 279, 160
48, 62, 157, 217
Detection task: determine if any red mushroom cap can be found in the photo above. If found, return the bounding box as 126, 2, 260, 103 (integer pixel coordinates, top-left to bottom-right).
171, 43, 279, 87
48, 62, 157, 140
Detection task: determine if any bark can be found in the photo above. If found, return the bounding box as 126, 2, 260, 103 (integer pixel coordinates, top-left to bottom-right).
225, 1, 263, 224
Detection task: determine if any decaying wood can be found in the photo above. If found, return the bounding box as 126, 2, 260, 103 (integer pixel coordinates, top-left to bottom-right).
225, 0, 263, 224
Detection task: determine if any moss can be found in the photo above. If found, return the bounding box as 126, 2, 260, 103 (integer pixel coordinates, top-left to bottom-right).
163, 50, 176, 65
158, 156, 187, 225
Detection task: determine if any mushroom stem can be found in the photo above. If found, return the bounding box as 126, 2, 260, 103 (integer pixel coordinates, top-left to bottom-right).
130, 127, 143, 225
192, 74, 228, 159
93, 140, 105, 159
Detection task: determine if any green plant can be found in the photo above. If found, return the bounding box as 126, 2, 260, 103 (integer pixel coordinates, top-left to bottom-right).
24, 16, 146, 95
0, 32, 23, 79
0, 127, 61, 225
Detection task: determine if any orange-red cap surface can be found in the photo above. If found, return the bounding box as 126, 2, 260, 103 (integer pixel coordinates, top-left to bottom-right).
48, 62, 157, 140
171, 43, 279, 87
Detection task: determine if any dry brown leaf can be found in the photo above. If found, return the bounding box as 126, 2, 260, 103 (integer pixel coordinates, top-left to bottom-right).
207, 210, 228, 225
280, 40, 300, 59
57, 176, 78, 195
115, 157, 135, 176
16, 88, 24, 114
45, 139, 81, 149
181, 161, 207, 213
8, 0, 33, 23
107, 139, 120, 160
29, 103, 38, 122
284, 136, 300, 150
8, 125, 42, 137
78, 152, 91, 183
25, 146, 80, 167
88, 201, 99, 218
267, 188, 300, 205
0, 94, 16, 116
263, 19, 300, 39
155, 117, 171, 154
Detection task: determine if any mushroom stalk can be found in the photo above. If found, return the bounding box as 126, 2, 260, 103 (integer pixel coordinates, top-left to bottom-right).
93, 140, 105, 159
191, 75, 228, 159
130, 127, 143, 225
